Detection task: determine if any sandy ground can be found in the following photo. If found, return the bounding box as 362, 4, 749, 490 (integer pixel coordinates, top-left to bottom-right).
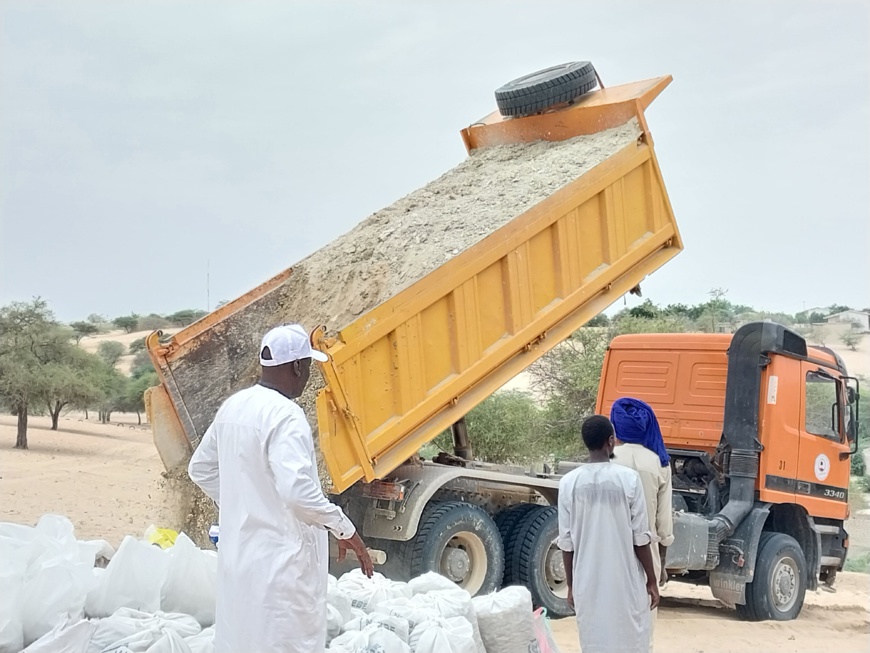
2, 412, 869, 651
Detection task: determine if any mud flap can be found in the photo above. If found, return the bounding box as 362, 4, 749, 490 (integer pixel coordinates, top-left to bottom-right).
709, 505, 770, 605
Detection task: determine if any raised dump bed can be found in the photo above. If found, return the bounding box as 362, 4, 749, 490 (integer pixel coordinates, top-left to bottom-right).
146, 74, 683, 491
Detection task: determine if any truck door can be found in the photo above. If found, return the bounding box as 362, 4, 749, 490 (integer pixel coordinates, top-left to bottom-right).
796, 364, 850, 519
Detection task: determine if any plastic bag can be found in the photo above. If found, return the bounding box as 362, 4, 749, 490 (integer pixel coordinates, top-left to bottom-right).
22, 619, 96, 653
408, 572, 457, 595
409, 617, 476, 653
0, 536, 29, 653
87, 536, 170, 618
20, 516, 97, 646
328, 624, 410, 653
472, 586, 537, 653
532, 608, 561, 653
341, 613, 410, 643
161, 533, 217, 627
20, 557, 96, 645
184, 627, 215, 653
98, 612, 200, 653
145, 630, 192, 653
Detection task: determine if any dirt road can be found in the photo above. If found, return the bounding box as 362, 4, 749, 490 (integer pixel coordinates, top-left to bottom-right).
2, 414, 869, 652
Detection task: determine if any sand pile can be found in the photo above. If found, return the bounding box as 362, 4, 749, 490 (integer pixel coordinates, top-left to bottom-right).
167, 118, 642, 464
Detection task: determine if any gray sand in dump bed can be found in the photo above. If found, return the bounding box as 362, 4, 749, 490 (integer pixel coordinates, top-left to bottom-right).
169, 118, 642, 448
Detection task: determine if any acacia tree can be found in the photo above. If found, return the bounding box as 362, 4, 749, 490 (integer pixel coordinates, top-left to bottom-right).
40, 348, 104, 430
0, 299, 70, 448
69, 321, 99, 344
97, 341, 126, 367
112, 314, 139, 334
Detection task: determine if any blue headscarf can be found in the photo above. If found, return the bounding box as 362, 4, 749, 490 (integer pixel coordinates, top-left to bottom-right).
610, 397, 669, 467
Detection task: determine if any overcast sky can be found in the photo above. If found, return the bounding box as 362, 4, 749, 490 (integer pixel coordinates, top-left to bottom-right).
1, 1, 868, 322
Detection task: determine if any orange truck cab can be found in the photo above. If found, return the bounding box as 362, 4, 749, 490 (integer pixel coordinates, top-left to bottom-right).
597, 322, 859, 620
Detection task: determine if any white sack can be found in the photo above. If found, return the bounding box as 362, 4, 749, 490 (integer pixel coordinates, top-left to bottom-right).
337, 569, 412, 613
408, 572, 457, 595
145, 630, 192, 653
328, 624, 410, 653
161, 533, 217, 627
184, 627, 215, 653
0, 536, 30, 653
409, 617, 476, 653
409, 590, 484, 653
472, 586, 537, 653
22, 619, 96, 653
342, 613, 410, 643
374, 598, 440, 633
87, 537, 170, 618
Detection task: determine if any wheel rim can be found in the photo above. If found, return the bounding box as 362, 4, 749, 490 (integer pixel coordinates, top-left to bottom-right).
439, 532, 487, 595
770, 555, 799, 612
543, 538, 568, 599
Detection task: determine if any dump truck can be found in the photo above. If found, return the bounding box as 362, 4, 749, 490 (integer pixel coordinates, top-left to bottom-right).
146, 64, 684, 618
597, 326, 858, 620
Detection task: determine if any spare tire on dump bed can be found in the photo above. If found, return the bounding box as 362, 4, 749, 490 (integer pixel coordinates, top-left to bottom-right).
495, 61, 598, 118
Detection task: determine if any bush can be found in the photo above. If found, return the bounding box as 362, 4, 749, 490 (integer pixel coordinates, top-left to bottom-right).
431, 391, 547, 464
129, 337, 147, 354
137, 314, 172, 331
853, 452, 866, 477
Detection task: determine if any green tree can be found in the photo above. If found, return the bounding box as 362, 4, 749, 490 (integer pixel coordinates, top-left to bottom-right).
129, 337, 147, 354
39, 348, 104, 430
112, 314, 140, 334
130, 349, 155, 379
587, 314, 610, 327
97, 340, 126, 367
69, 321, 99, 345
433, 391, 546, 463
842, 330, 864, 352
137, 314, 171, 331
0, 299, 72, 448
167, 309, 207, 327
119, 371, 159, 425
828, 305, 851, 315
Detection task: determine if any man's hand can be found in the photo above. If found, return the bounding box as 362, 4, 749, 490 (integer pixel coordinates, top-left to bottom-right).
659, 565, 668, 587
647, 579, 661, 610
337, 532, 374, 578
567, 587, 575, 613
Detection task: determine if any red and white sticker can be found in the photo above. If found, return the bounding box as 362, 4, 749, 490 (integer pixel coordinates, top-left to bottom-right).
814, 453, 830, 482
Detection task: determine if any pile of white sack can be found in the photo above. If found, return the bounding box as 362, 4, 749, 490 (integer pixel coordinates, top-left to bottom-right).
1, 515, 560, 653
326, 570, 558, 653
0, 515, 217, 653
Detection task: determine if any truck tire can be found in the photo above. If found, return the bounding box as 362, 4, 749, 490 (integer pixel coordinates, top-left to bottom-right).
398, 501, 504, 596
736, 532, 807, 621
495, 62, 598, 118
495, 503, 538, 579
503, 506, 572, 618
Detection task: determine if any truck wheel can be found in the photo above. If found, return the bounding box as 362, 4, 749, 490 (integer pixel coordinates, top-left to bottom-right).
495, 61, 598, 118
495, 503, 538, 583
737, 532, 807, 621
504, 506, 572, 618
400, 501, 504, 596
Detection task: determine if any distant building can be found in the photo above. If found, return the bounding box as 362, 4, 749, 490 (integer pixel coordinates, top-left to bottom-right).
825, 310, 870, 331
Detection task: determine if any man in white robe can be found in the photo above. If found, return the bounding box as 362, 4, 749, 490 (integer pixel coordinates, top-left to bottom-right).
557, 415, 660, 653
189, 324, 373, 653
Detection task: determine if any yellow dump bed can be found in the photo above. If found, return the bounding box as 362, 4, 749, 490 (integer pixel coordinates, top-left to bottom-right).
146, 75, 683, 492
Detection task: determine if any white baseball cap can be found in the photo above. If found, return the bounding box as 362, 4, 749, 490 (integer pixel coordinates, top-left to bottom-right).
259, 324, 328, 366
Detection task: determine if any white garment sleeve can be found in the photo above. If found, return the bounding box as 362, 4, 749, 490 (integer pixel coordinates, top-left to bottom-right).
267, 409, 356, 540
628, 472, 652, 547
556, 477, 574, 552
188, 424, 221, 505
657, 465, 675, 547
